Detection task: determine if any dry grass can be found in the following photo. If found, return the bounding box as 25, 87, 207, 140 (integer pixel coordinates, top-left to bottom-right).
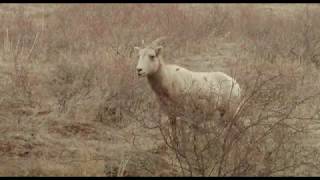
0, 3, 320, 176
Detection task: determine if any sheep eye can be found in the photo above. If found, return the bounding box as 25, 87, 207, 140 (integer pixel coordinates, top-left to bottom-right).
149, 55, 155, 60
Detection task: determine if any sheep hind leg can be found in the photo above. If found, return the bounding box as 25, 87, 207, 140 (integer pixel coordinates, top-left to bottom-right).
219, 109, 226, 118
216, 107, 228, 127
221, 105, 245, 133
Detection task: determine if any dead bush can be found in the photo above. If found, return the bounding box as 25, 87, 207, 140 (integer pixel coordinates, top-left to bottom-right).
1, 4, 320, 177
154, 57, 320, 176
47, 52, 96, 113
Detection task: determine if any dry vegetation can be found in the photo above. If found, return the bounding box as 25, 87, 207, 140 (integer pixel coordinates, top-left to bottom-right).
1, 3, 320, 176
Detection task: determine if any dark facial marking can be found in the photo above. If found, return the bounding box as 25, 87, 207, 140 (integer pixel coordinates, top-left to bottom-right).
176, 68, 180, 71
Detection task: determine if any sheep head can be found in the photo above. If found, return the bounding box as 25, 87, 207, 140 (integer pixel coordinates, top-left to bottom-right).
134, 45, 163, 77
134, 37, 167, 77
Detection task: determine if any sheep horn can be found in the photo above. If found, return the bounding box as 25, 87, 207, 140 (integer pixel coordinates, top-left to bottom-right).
151, 36, 167, 46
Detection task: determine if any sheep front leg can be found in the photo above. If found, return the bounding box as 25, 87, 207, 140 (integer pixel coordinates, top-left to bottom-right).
169, 114, 179, 149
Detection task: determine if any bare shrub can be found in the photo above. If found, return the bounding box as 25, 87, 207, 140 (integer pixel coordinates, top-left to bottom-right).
231, 5, 320, 67
2, 4, 320, 177
289, 7, 320, 66
0, 29, 40, 117
47, 52, 96, 113
153, 53, 320, 176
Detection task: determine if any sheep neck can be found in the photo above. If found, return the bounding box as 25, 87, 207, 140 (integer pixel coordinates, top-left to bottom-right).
147, 58, 171, 101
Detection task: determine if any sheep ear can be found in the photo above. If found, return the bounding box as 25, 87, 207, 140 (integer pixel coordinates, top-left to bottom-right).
134, 46, 141, 52
155, 46, 163, 56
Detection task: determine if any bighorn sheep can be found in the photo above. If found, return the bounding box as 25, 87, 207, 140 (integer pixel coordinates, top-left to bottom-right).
134, 37, 241, 130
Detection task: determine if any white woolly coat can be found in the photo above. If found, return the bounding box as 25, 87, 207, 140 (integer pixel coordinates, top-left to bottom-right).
147, 60, 241, 116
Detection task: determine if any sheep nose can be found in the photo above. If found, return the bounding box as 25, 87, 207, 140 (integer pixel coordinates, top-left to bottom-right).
137, 68, 142, 73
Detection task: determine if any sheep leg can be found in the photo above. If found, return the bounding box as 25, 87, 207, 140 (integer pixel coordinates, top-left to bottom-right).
219, 108, 226, 118
178, 117, 189, 155
221, 105, 245, 133
169, 114, 179, 150
217, 106, 228, 127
